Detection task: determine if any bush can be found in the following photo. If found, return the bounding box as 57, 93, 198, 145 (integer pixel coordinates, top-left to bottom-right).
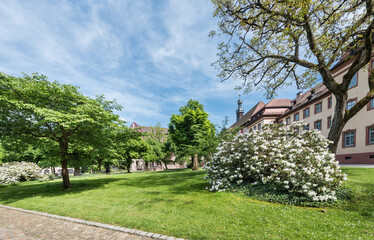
0, 161, 41, 185
204, 122, 347, 202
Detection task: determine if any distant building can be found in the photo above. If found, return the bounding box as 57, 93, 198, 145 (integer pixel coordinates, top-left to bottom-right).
129, 122, 186, 171
230, 59, 374, 164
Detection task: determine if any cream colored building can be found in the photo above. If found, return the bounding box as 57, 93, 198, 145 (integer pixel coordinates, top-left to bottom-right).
230, 59, 374, 164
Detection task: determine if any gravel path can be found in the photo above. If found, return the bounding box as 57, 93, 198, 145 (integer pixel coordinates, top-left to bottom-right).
0, 206, 173, 240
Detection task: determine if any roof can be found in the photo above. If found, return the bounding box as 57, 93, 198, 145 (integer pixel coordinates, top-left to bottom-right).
229, 101, 265, 129
129, 122, 168, 134
265, 99, 292, 108
130, 122, 140, 128
280, 83, 330, 118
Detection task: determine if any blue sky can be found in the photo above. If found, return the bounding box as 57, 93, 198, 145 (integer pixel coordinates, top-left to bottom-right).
0, 0, 300, 128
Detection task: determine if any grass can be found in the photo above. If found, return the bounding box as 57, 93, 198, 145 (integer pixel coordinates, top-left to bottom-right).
0, 168, 373, 240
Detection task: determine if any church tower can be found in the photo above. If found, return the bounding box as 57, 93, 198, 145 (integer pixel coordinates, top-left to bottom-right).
236, 95, 244, 121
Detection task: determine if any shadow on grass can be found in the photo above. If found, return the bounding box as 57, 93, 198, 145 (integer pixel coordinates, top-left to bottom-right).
0, 177, 123, 205
120, 169, 209, 194
0, 169, 209, 205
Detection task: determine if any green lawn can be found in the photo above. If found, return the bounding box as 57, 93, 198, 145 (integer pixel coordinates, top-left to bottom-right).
0, 168, 373, 240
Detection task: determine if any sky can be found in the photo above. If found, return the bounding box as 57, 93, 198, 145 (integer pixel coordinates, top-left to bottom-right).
0, 0, 301, 128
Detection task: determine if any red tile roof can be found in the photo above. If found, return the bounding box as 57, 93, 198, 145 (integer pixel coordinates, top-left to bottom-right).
229, 101, 265, 129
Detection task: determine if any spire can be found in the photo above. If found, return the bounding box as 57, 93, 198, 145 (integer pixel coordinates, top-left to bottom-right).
236, 94, 244, 121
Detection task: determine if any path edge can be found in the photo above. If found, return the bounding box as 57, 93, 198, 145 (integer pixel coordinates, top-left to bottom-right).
0, 204, 186, 240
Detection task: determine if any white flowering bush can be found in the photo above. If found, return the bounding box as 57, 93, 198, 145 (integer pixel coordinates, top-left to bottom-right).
204, 122, 347, 202
0, 161, 41, 185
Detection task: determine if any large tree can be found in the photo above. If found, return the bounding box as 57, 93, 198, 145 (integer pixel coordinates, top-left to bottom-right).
0, 73, 121, 189
169, 99, 216, 170
211, 0, 374, 152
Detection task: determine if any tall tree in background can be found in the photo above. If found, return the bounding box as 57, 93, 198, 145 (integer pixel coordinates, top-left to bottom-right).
112, 125, 147, 173
211, 0, 374, 152
169, 99, 216, 170
0, 73, 121, 189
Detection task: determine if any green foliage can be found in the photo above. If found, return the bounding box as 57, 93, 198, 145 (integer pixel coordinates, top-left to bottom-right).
111, 125, 147, 172
169, 99, 217, 163
0, 73, 122, 188
230, 183, 353, 208
211, 0, 373, 97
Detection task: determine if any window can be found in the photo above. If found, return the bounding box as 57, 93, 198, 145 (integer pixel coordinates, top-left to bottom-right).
346, 99, 356, 110
279, 120, 284, 125
348, 73, 358, 88
315, 102, 322, 114
367, 125, 374, 145
314, 120, 322, 131
304, 124, 310, 130
328, 97, 332, 109
258, 123, 261, 130
303, 107, 310, 118
343, 130, 355, 147
368, 99, 374, 110
286, 117, 291, 125
327, 116, 332, 129
294, 113, 299, 122
254, 126, 257, 130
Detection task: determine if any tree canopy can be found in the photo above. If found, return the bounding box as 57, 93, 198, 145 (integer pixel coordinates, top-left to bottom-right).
169, 99, 216, 170
0, 73, 122, 188
211, 0, 374, 152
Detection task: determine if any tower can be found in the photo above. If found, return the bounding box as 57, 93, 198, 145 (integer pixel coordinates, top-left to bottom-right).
236, 95, 244, 121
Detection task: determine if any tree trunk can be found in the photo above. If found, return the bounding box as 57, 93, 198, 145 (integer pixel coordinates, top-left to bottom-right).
74, 166, 80, 176
52, 167, 55, 174
192, 154, 198, 171
327, 93, 348, 153
61, 158, 70, 189
98, 158, 102, 172
59, 141, 70, 189
163, 160, 168, 170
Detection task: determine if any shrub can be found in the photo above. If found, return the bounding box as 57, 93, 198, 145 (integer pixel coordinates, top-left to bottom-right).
0, 161, 41, 185
204, 122, 347, 202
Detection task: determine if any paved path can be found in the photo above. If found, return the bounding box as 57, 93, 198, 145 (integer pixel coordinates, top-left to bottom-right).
0, 206, 160, 240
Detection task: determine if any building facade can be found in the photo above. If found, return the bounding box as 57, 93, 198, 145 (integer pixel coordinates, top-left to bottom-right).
230, 60, 374, 164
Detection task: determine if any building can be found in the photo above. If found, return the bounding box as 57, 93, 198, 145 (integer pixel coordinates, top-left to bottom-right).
230, 60, 374, 164
129, 122, 186, 171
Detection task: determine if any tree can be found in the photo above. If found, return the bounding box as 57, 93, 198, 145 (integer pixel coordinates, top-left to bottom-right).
169, 99, 216, 170
211, 0, 374, 152
160, 136, 177, 169
0, 73, 121, 189
112, 125, 147, 173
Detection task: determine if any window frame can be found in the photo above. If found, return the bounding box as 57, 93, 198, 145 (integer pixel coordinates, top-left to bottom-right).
368, 98, 374, 111
286, 117, 291, 125
366, 124, 374, 146
304, 124, 310, 130
303, 107, 310, 119
328, 96, 333, 109
342, 129, 356, 148
294, 112, 299, 122
258, 123, 261, 130
314, 119, 322, 131
314, 101, 322, 114
346, 98, 357, 111
327, 116, 332, 129
348, 72, 358, 89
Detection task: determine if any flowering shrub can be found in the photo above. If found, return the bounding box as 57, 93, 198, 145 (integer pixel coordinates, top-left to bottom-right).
204, 122, 347, 202
0, 161, 41, 185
